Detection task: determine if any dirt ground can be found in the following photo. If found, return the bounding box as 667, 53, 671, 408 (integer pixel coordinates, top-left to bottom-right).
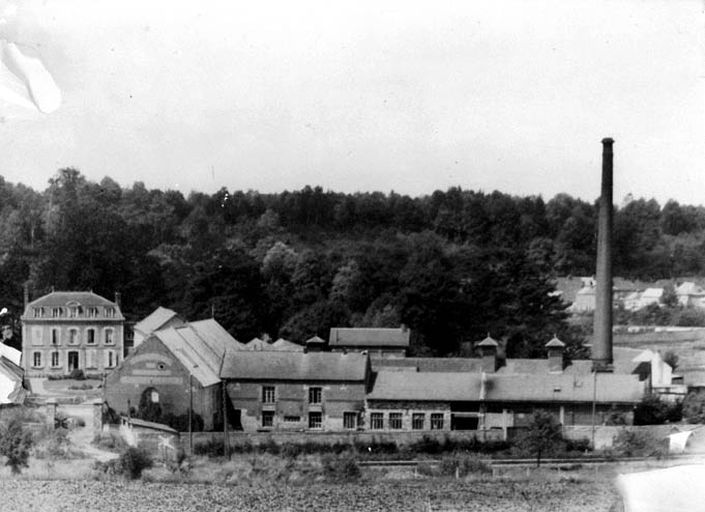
0, 478, 620, 512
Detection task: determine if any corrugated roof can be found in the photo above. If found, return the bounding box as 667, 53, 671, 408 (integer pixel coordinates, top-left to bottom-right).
154, 328, 220, 387
271, 338, 304, 352
220, 351, 368, 381
188, 319, 245, 354
329, 327, 410, 348
134, 307, 181, 335
27, 291, 119, 309
368, 370, 645, 403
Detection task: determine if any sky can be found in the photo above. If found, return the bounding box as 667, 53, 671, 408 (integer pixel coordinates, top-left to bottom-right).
0, 0, 703, 205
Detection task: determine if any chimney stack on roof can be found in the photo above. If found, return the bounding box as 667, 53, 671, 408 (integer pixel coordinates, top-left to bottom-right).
114, 291, 121, 307
593, 137, 614, 372
546, 335, 566, 373
478, 334, 499, 373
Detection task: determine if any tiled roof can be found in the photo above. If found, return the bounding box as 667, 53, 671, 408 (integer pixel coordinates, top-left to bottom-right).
271, 338, 304, 352
368, 370, 645, 403
134, 307, 181, 335
27, 291, 119, 309
328, 327, 410, 348
220, 351, 368, 382
152, 319, 242, 387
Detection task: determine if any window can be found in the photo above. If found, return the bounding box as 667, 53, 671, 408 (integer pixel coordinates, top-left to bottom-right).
32, 351, 42, 368
343, 412, 357, 430
430, 413, 444, 430
371, 412, 384, 430
261, 411, 274, 428
69, 307, 79, 318
105, 350, 117, 368
389, 412, 402, 430
85, 350, 97, 369
86, 329, 96, 345
51, 328, 60, 346
51, 307, 62, 318
33, 307, 43, 318
262, 386, 275, 404
31, 327, 43, 346
150, 390, 159, 403
68, 329, 79, 345
50, 351, 60, 368
104, 307, 115, 318
308, 387, 322, 404
86, 307, 98, 318
412, 413, 425, 430
104, 328, 114, 345
283, 416, 300, 423
308, 412, 322, 429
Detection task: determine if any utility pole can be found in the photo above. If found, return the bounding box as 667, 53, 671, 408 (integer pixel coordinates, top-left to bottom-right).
188, 373, 193, 455
591, 370, 597, 449
222, 380, 229, 458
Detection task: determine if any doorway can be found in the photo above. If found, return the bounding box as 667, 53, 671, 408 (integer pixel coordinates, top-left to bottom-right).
68, 351, 79, 371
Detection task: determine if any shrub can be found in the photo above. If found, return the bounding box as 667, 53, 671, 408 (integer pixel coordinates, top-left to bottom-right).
514, 410, 564, 466
612, 428, 667, 458
634, 394, 682, 425
0, 418, 33, 474
33, 428, 83, 460
118, 447, 153, 479
69, 369, 86, 380
92, 431, 128, 453
194, 438, 228, 457
682, 390, 705, 423
322, 453, 360, 481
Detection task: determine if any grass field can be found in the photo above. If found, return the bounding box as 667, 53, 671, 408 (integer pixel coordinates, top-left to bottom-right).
0, 478, 620, 512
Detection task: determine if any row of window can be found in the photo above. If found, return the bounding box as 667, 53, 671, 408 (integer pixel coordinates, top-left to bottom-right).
31, 327, 116, 346
31, 306, 117, 319
30, 349, 118, 369
262, 386, 322, 404
262, 411, 358, 429
369, 412, 445, 430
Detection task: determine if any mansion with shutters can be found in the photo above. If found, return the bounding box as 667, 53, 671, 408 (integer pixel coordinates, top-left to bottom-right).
21, 291, 125, 378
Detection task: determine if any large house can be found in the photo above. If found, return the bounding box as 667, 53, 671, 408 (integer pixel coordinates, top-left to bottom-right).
103, 317, 244, 431
21, 291, 125, 378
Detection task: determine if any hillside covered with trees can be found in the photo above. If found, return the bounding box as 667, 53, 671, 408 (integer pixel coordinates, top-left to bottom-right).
2, 168, 705, 357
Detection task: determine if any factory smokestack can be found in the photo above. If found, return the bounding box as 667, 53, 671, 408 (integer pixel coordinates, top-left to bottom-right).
592, 137, 614, 371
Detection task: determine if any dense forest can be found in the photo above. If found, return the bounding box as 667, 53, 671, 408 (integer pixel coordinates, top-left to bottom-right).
2, 168, 705, 358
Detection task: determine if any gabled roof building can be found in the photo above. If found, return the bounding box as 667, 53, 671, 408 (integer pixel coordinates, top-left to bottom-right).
328, 326, 410, 356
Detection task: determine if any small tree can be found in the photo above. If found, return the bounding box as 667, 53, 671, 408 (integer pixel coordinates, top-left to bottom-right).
634, 394, 682, 425
0, 418, 33, 474
516, 410, 563, 467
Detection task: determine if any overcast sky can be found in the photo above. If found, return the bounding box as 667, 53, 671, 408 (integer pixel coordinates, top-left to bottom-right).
1, 0, 703, 205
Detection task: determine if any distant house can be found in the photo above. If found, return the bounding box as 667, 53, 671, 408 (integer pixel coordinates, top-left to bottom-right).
570, 286, 596, 313
624, 288, 664, 311
270, 338, 304, 352
675, 282, 705, 308
328, 327, 410, 357
366, 336, 646, 432
221, 351, 370, 432
132, 307, 185, 349
103, 318, 244, 431
21, 291, 125, 378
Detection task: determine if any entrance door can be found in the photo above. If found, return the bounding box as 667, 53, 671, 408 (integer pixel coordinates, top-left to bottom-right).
68, 351, 79, 371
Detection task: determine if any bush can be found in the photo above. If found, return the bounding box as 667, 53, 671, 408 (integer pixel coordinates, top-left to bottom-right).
33, 428, 83, 460
0, 418, 33, 474
612, 428, 667, 458
514, 410, 564, 466
118, 447, 153, 479
634, 394, 682, 425
682, 390, 705, 423
69, 369, 86, 380
92, 431, 128, 453
322, 453, 360, 481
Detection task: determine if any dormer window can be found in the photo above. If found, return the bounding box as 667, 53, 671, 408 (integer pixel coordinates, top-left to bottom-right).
51, 307, 62, 318
104, 307, 115, 318
33, 307, 43, 318
86, 307, 98, 318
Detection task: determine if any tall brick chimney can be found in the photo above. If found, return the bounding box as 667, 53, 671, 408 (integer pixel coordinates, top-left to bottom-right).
592, 138, 614, 371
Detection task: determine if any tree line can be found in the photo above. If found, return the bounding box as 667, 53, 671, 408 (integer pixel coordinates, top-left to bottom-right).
2, 168, 705, 357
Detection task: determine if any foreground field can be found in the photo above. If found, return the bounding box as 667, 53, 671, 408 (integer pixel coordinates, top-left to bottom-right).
0, 478, 619, 512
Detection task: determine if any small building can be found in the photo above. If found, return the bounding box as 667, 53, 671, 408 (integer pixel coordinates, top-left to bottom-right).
103, 318, 243, 431
328, 327, 410, 357
21, 291, 125, 378
132, 307, 185, 349
624, 288, 664, 311
221, 351, 370, 432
